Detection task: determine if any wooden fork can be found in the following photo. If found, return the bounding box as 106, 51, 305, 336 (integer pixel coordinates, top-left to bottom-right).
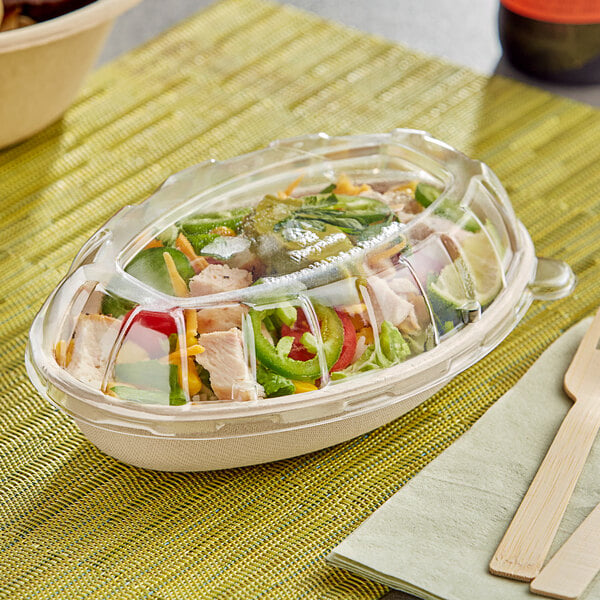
490, 308, 600, 582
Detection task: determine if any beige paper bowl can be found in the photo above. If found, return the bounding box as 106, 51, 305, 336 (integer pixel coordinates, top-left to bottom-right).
0, 0, 142, 149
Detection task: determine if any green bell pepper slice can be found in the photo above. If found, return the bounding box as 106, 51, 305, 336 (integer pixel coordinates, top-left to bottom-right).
178, 208, 251, 235
250, 304, 343, 381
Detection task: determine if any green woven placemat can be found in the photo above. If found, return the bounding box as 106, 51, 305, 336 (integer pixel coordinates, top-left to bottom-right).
1, 1, 599, 598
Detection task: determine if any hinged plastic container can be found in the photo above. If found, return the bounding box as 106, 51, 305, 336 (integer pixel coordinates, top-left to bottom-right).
26, 130, 575, 471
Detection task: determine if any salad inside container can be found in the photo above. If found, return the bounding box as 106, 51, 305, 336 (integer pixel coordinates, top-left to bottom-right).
54, 158, 506, 404
26, 130, 575, 471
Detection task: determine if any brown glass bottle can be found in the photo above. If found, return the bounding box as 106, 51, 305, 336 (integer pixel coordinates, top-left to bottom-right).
499, 0, 600, 84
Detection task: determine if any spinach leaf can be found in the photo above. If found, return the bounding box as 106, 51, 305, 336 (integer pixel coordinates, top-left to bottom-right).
125, 247, 194, 295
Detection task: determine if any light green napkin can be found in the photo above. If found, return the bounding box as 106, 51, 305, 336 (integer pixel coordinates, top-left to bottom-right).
328, 318, 600, 600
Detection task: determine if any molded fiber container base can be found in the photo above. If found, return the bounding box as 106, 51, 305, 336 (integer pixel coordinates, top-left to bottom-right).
74, 385, 442, 471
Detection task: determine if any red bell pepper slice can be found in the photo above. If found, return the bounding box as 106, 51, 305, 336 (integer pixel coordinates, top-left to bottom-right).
122, 309, 178, 337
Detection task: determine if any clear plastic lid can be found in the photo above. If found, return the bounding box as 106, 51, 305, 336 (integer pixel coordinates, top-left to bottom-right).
27, 130, 575, 421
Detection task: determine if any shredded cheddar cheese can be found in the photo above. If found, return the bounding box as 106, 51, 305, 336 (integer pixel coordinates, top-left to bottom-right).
367, 241, 407, 270
162, 252, 204, 397
373, 241, 407, 260
163, 252, 190, 298
292, 380, 318, 394
144, 239, 163, 249
175, 232, 196, 261
277, 174, 304, 199
284, 175, 303, 196
186, 359, 203, 396
177, 356, 203, 396
168, 344, 204, 363
184, 308, 198, 347
209, 226, 236, 237
176, 233, 209, 273
54, 340, 73, 367
357, 326, 374, 345
334, 173, 371, 196
392, 181, 417, 194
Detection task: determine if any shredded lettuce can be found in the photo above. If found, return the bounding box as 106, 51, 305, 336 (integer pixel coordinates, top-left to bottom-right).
379, 321, 411, 364
256, 365, 295, 398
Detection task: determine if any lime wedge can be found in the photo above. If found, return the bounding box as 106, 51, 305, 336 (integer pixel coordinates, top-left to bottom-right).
430, 231, 502, 308
429, 262, 470, 308
461, 231, 503, 306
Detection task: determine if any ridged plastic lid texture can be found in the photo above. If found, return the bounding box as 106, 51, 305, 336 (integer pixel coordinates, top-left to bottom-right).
26, 130, 574, 435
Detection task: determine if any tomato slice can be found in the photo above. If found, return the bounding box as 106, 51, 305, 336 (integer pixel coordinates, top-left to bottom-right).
331, 309, 357, 372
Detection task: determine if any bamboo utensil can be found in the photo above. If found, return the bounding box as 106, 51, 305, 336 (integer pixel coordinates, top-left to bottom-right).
530, 501, 600, 599
490, 308, 600, 581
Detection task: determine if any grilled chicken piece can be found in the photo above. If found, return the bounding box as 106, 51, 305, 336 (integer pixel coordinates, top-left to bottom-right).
196, 328, 255, 401
66, 314, 120, 388
196, 305, 247, 333
367, 276, 420, 335
189, 264, 252, 296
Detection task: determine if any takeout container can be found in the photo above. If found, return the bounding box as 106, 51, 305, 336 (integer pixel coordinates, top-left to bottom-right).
26, 130, 576, 471
0, 0, 142, 149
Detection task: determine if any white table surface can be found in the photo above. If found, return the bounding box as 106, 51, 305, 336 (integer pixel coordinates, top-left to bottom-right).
97, 2, 599, 599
